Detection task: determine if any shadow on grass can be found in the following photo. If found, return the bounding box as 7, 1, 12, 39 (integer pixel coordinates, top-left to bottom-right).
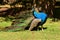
25, 26, 47, 31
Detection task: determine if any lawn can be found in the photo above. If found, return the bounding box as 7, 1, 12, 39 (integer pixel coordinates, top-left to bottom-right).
0, 18, 60, 40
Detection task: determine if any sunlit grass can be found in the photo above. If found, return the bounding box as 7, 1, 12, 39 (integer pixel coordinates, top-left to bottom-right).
0, 18, 60, 40
0, 17, 12, 28
0, 21, 12, 27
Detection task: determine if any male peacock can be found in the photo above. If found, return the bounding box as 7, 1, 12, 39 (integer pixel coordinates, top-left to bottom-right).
29, 7, 48, 31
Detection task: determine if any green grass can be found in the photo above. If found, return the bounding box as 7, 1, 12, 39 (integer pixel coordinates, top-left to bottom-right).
0, 17, 12, 28
0, 18, 60, 40
0, 21, 12, 27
